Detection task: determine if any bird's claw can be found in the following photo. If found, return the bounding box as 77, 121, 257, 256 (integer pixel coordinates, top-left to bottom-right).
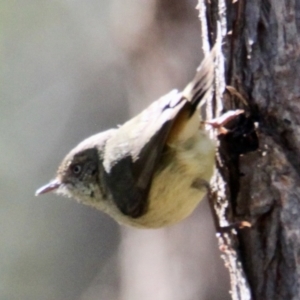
204, 109, 244, 134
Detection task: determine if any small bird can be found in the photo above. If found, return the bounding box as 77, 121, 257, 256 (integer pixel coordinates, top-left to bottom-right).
36, 49, 219, 228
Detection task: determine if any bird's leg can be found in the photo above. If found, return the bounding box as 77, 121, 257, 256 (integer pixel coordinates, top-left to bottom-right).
204, 109, 244, 134
200, 177, 251, 233
216, 221, 251, 233
200, 109, 252, 232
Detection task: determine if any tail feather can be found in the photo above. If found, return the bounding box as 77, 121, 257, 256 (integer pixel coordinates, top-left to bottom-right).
182, 46, 217, 114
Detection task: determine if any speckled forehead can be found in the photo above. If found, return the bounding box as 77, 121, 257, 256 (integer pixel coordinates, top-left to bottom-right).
57, 158, 72, 176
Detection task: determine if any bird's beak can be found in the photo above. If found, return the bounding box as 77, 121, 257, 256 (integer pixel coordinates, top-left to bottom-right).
35, 178, 61, 196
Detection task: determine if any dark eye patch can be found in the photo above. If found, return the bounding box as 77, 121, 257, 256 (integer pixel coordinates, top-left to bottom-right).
68, 148, 99, 181
71, 164, 82, 175
87, 162, 98, 176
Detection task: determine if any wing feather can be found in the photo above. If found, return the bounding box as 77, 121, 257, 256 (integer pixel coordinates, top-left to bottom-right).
102, 49, 216, 218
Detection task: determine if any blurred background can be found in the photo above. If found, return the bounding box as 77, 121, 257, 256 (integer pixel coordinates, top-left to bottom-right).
1, 0, 230, 299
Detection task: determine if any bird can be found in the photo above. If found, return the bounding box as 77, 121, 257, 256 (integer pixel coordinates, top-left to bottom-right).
36, 48, 220, 229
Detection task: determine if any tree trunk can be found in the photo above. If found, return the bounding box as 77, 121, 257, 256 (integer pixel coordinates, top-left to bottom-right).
201, 0, 300, 299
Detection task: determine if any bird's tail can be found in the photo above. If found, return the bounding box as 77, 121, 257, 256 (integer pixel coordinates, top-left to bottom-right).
182, 46, 217, 115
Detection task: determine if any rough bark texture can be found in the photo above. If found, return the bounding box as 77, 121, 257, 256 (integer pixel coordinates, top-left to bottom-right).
201, 0, 300, 299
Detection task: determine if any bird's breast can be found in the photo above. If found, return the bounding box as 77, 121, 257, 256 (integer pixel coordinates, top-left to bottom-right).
121, 129, 216, 228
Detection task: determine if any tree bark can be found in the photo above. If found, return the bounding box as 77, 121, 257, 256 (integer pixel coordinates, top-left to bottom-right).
201, 0, 300, 299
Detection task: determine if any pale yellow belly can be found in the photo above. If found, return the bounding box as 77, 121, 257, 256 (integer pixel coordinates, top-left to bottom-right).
124, 130, 215, 228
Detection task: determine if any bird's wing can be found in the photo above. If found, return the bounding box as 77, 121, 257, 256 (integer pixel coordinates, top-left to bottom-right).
102, 50, 215, 218
103, 90, 188, 218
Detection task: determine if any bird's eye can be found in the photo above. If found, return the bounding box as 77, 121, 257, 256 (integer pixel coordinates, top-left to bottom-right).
72, 164, 82, 175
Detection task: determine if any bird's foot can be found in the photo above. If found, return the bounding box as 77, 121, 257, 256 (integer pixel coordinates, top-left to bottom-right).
204, 109, 244, 134
217, 220, 251, 234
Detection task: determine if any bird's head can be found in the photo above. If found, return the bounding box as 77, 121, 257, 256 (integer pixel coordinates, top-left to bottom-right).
35, 130, 117, 204
36, 147, 101, 204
